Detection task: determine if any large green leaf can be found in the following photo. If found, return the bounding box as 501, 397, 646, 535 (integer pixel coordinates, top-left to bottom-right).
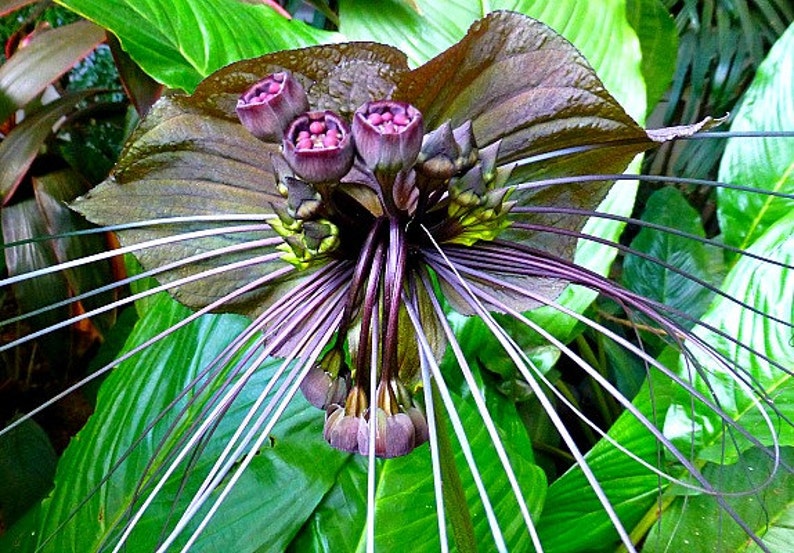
537, 370, 678, 552
290, 383, 547, 552
717, 21, 794, 251
664, 210, 794, 462
54, 0, 338, 92
625, 0, 677, 116
32, 294, 348, 552
643, 448, 794, 553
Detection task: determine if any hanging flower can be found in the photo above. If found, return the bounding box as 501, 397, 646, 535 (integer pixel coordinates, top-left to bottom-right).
74, 11, 717, 462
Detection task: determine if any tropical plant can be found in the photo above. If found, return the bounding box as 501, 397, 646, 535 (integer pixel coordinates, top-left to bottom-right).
0, 1, 792, 552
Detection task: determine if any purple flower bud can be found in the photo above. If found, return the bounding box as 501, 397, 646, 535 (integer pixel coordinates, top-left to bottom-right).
323, 405, 360, 453
282, 111, 355, 184
357, 408, 416, 458
405, 406, 429, 446
300, 365, 334, 409
352, 100, 424, 175
236, 71, 309, 141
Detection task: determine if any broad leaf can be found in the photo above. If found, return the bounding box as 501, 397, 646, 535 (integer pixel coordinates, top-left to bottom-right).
54, 0, 338, 92
643, 448, 794, 553
33, 294, 348, 552
537, 370, 678, 552
664, 210, 794, 461
717, 22, 794, 250
0, 418, 57, 527
625, 0, 677, 115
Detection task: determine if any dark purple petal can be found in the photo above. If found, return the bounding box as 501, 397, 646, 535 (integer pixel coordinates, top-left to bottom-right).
73, 95, 293, 317
282, 111, 354, 183
352, 100, 424, 175
236, 71, 309, 141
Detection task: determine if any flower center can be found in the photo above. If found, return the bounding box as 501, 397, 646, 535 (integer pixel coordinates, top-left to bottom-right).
237, 77, 517, 456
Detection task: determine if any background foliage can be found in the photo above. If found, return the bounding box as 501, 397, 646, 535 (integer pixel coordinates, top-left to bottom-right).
0, 0, 792, 551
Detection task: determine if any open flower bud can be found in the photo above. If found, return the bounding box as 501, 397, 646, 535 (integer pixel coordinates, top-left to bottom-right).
282, 111, 354, 183
352, 100, 424, 175
236, 71, 309, 141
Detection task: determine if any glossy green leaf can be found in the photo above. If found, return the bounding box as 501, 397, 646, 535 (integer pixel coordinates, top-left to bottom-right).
664, 210, 794, 462
0, 20, 105, 123
717, 22, 794, 250
537, 371, 677, 552
54, 0, 338, 92
622, 187, 719, 327
0, 90, 95, 203
33, 293, 348, 552
643, 448, 794, 553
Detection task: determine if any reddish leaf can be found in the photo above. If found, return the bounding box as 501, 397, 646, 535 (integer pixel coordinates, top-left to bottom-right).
0, 20, 105, 123
0, 90, 95, 204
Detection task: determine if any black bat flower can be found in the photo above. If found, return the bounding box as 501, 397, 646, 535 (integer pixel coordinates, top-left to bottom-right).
2, 10, 792, 553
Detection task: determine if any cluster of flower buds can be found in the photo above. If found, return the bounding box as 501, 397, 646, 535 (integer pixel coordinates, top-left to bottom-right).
265, 155, 340, 268
445, 141, 515, 246
322, 380, 429, 458
237, 70, 515, 253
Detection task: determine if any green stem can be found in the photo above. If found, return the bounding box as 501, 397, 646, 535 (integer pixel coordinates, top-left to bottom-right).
433, 383, 478, 553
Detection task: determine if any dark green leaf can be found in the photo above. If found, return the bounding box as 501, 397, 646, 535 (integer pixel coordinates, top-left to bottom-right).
0, 20, 105, 123
717, 22, 794, 250
0, 418, 57, 526
54, 0, 339, 91
537, 371, 677, 552
622, 187, 719, 327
